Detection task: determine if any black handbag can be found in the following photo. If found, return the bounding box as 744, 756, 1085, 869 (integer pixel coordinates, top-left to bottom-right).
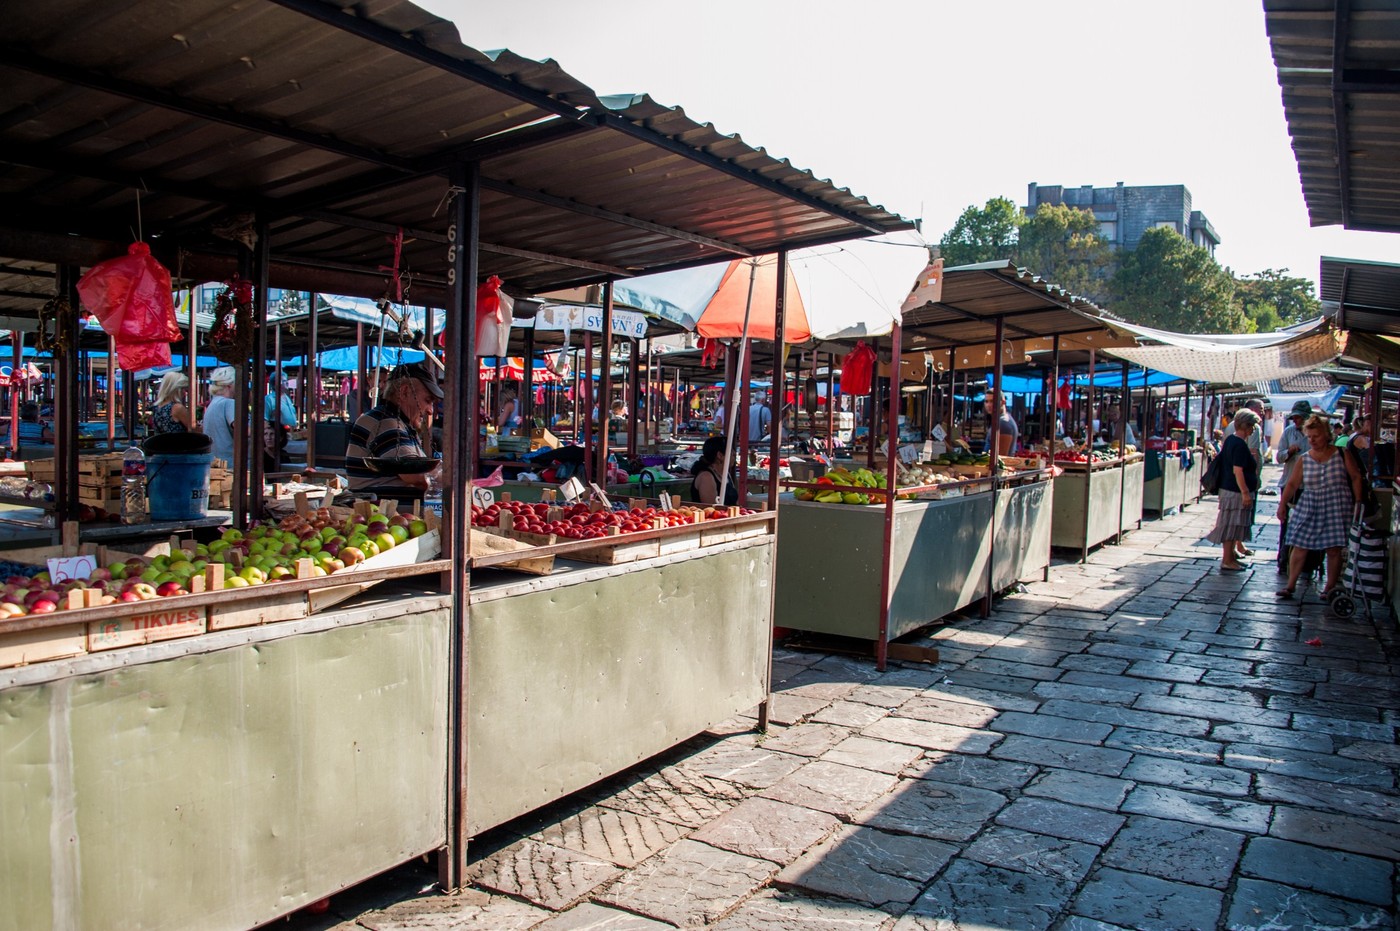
1202, 453, 1224, 495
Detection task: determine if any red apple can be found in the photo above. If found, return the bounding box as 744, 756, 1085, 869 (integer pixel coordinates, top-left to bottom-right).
155, 581, 184, 597
28, 599, 56, 614
120, 591, 141, 603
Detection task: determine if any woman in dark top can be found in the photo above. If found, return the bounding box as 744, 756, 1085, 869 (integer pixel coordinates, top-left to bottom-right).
690, 435, 739, 506
1206, 409, 1261, 572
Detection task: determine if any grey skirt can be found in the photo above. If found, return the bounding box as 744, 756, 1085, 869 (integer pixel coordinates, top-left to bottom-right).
1206, 488, 1254, 543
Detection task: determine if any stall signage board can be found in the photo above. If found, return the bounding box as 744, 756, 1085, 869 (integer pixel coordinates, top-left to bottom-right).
559, 476, 586, 504
88, 605, 206, 651
47, 554, 97, 582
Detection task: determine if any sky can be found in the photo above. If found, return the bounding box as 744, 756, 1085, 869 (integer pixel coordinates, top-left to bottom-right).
420, 0, 1399, 295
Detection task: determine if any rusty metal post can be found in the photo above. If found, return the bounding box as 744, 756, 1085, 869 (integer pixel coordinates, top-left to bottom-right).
441, 160, 479, 891
249, 216, 270, 518
597, 282, 614, 485
875, 321, 903, 672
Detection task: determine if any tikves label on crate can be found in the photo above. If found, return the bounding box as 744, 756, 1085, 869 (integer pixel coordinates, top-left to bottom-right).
87, 605, 206, 651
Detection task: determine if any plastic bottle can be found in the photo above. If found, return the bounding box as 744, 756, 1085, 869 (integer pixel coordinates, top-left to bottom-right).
121, 445, 147, 525
423, 464, 443, 518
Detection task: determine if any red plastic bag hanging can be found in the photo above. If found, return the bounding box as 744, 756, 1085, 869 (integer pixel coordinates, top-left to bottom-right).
697, 337, 722, 369
841, 341, 877, 396
76, 242, 181, 371
1057, 379, 1073, 411
436, 275, 513, 356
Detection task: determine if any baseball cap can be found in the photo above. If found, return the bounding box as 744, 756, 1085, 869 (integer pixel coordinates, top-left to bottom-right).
394, 361, 443, 399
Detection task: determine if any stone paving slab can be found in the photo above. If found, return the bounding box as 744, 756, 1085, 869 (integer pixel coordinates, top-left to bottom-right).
706, 888, 892, 930
688, 797, 839, 865
758, 760, 901, 819
1226, 878, 1392, 931
855, 778, 1008, 841
1239, 836, 1394, 906
1099, 815, 1245, 889
1070, 867, 1223, 931
776, 824, 958, 908
465, 839, 621, 911
592, 839, 778, 927
895, 859, 1076, 931
530, 903, 673, 930
994, 797, 1125, 845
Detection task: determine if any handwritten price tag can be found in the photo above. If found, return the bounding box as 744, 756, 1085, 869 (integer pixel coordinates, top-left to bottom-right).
559, 476, 586, 504
470, 486, 495, 509
47, 555, 96, 583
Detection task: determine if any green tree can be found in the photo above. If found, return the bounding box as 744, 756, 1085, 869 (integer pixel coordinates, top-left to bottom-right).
1110, 226, 1243, 333
1016, 204, 1112, 303
937, 197, 1022, 267
1232, 268, 1321, 333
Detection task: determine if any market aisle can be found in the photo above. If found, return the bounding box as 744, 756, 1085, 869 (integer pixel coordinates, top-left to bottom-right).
291, 487, 1399, 931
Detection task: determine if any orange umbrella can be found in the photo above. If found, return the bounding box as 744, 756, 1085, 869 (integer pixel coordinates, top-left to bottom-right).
695, 257, 811, 343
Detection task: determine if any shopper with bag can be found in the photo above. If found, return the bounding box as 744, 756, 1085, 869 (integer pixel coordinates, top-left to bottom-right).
1205, 409, 1261, 573
1274, 400, 1312, 570
1275, 414, 1365, 599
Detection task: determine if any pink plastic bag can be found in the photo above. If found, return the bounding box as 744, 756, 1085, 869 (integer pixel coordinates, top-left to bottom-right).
76, 243, 180, 370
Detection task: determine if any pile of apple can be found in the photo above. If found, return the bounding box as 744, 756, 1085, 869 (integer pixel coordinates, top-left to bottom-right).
471, 500, 752, 540
0, 507, 433, 617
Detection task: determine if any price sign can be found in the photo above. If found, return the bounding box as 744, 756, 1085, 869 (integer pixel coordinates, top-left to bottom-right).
589, 482, 612, 509
559, 476, 586, 504
898, 444, 921, 464
47, 554, 96, 583
470, 486, 495, 509
932, 423, 947, 441
658, 491, 674, 511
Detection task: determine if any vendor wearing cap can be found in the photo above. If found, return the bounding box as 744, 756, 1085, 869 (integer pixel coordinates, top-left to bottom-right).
345, 363, 443, 496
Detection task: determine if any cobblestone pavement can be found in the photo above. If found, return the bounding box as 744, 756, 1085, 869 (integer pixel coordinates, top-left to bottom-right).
292, 485, 1399, 931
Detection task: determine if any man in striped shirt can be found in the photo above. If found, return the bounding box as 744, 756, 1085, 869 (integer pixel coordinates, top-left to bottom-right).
345, 364, 442, 496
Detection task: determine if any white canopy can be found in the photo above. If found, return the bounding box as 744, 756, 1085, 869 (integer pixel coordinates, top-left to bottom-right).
1101, 317, 1343, 384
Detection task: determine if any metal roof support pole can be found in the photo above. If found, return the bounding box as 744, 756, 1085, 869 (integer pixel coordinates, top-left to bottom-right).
441, 160, 480, 892
866, 338, 878, 471
627, 337, 639, 460
1082, 348, 1096, 564
186, 284, 198, 437
596, 283, 615, 486
11, 332, 23, 455
1046, 335, 1060, 581
229, 244, 251, 530
581, 333, 593, 474
737, 340, 754, 505
826, 352, 836, 449
523, 327, 535, 428
1180, 376, 1192, 513
875, 320, 903, 672
983, 315, 1006, 618
54, 265, 80, 528
758, 248, 789, 727
356, 324, 368, 421
1199, 383, 1208, 504
306, 294, 319, 469
250, 218, 271, 519
1118, 359, 1129, 542
273, 325, 283, 470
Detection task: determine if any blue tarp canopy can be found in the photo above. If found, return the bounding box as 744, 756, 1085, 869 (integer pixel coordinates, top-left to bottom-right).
990, 369, 1180, 393
316, 294, 446, 334
284, 346, 425, 371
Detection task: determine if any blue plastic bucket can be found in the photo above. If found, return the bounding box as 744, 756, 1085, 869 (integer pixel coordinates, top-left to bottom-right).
146, 452, 213, 521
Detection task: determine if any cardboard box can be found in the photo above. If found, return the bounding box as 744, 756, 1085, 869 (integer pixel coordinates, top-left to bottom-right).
531, 428, 561, 450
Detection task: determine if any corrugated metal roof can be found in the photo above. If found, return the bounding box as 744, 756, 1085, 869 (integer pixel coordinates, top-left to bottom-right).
900, 261, 1117, 351
1321, 255, 1400, 336
0, 0, 913, 315
1264, 0, 1400, 231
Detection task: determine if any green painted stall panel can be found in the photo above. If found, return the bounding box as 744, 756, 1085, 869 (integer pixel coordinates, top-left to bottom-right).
993, 481, 1054, 591
466, 543, 772, 836
0, 610, 449, 931
1145, 452, 1185, 513
775, 495, 993, 643
1051, 466, 1124, 550
1122, 460, 1145, 528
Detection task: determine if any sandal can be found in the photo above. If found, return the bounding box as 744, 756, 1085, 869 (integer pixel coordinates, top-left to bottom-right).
1220, 565, 1247, 573
1237, 547, 1254, 557
1276, 588, 1294, 599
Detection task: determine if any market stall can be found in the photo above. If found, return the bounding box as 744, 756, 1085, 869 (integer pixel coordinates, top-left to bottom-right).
0, 5, 913, 929
776, 261, 1125, 666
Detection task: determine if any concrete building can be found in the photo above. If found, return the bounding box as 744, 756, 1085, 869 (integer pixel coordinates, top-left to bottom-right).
1025, 181, 1220, 255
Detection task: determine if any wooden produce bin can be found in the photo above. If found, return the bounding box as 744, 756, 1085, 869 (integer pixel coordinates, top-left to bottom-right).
26, 454, 125, 513
464, 532, 773, 836
775, 493, 993, 643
